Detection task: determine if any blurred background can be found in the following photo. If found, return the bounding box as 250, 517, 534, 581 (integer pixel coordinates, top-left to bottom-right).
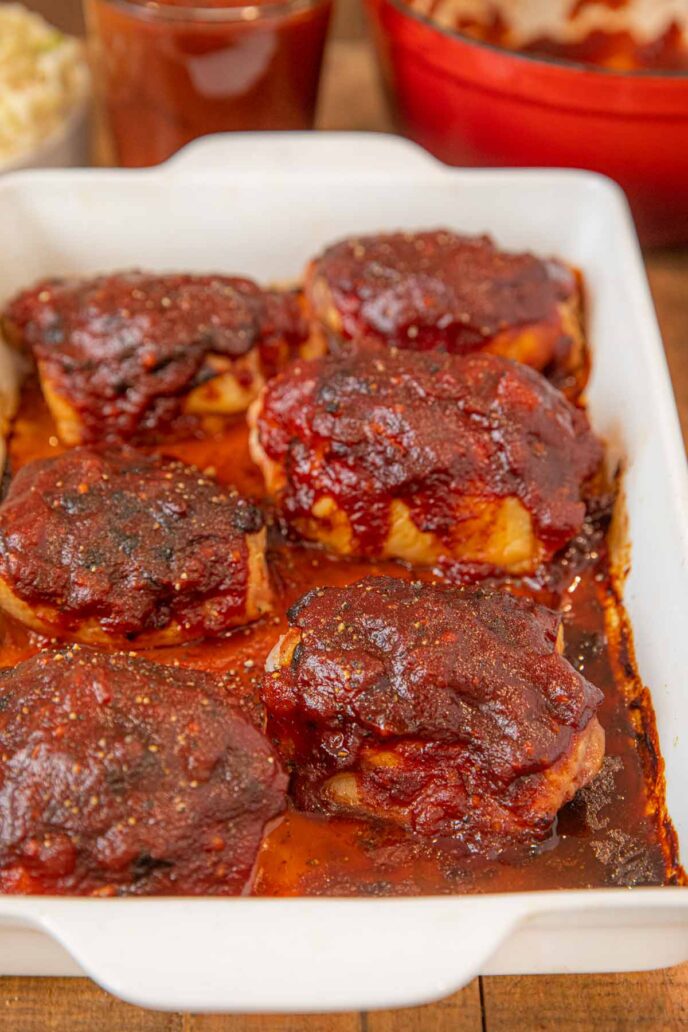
4, 0, 688, 244
24, 0, 363, 41
19, 0, 84, 31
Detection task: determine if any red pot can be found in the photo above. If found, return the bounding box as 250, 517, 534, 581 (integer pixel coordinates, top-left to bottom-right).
366, 0, 688, 246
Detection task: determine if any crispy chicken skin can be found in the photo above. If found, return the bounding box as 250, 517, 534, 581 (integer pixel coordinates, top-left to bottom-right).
262, 576, 605, 852
304, 230, 584, 376
248, 348, 602, 573
3, 272, 307, 444
0, 447, 272, 645
0, 648, 287, 895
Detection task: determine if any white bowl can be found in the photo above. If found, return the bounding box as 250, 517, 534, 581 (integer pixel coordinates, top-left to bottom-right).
0, 98, 90, 173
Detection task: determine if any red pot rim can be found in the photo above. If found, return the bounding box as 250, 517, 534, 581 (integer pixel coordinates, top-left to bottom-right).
368, 0, 688, 116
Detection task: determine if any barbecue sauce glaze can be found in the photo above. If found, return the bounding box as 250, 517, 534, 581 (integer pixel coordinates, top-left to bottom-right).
0, 382, 680, 896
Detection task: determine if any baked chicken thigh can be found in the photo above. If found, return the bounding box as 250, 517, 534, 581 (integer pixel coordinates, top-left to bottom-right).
249, 348, 602, 573
305, 230, 584, 376
3, 271, 307, 444
263, 576, 605, 853
0, 648, 287, 895
0, 447, 271, 645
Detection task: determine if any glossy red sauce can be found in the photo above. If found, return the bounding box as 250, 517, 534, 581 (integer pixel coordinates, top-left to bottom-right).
255, 348, 602, 558
264, 577, 605, 852
2, 381, 681, 895
85, 0, 332, 168
0, 649, 287, 896
307, 231, 579, 354
4, 273, 307, 443
0, 447, 264, 642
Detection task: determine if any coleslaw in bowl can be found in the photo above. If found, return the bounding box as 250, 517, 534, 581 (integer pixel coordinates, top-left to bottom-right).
0, 4, 89, 171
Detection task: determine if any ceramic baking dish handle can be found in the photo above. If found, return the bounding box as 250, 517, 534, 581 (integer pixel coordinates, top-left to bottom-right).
162, 131, 450, 179
9, 892, 688, 1010
2, 896, 526, 1012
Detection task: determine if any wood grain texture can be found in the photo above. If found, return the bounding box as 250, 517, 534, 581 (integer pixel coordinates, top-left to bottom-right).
0, 977, 181, 1031
6, 4, 688, 1029
184, 1011, 361, 1031
316, 40, 392, 132
646, 251, 688, 447
364, 980, 483, 1032
0, 977, 481, 1032
482, 965, 688, 1032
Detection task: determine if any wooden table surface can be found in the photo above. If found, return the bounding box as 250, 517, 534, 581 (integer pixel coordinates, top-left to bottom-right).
6, 7, 688, 1028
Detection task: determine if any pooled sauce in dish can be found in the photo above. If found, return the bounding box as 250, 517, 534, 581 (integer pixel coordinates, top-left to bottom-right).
1, 380, 681, 897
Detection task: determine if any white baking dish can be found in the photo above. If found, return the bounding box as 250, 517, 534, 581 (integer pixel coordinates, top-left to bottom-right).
0, 132, 686, 1013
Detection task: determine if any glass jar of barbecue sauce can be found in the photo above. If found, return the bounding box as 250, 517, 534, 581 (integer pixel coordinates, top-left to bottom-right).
85, 0, 332, 167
